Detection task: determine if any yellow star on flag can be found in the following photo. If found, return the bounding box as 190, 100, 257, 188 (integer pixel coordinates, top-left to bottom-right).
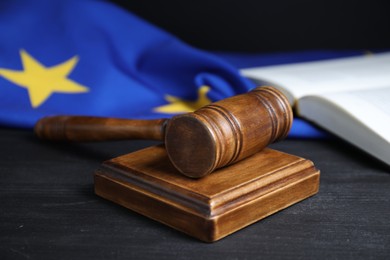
154, 85, 212, 114
0, 49, 89, 108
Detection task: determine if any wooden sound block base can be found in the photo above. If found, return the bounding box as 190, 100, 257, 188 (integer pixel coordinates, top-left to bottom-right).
94, 145, 320, 242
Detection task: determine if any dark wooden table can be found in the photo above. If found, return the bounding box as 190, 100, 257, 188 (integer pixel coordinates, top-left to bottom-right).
1, 127, 389, 259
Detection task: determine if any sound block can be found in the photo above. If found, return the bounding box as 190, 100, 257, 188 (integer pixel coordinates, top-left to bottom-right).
94, 145, 320, 242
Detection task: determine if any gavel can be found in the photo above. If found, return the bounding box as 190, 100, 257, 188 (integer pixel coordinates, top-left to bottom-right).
35, 86, 293, 178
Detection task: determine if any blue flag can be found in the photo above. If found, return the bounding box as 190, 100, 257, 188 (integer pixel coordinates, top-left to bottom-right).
1, 0, 362, 138
0, 0, 254, 128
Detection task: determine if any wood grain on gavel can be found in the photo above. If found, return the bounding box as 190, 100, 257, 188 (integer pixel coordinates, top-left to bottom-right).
35, 86, 293, 178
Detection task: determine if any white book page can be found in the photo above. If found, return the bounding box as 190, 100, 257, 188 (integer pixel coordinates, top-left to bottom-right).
318, 87, 390, 141
298, 87, 390, 165
241, 53, 390, 103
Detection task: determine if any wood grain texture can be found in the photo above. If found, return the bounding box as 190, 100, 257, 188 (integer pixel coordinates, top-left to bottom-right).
165, 86, 293, 177
94, 145, 319, 242
34, 116, 168, 141
34, 86, 292, 178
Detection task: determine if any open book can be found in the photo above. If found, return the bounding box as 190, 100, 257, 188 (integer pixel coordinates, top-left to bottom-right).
241, 52, 390, 167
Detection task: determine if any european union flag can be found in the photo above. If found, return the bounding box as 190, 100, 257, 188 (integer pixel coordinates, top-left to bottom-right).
1, 0, 356, 138
0, 0, 254, 128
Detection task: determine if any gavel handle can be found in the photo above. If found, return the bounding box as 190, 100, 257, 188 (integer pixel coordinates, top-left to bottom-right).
34, 116, 168, 142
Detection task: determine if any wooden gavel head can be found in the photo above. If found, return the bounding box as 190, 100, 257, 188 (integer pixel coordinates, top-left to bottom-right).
164, 86, 292, 177
35, 86, 292, 178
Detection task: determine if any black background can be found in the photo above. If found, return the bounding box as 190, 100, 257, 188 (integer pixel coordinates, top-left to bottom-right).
112, 0, 390, 52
